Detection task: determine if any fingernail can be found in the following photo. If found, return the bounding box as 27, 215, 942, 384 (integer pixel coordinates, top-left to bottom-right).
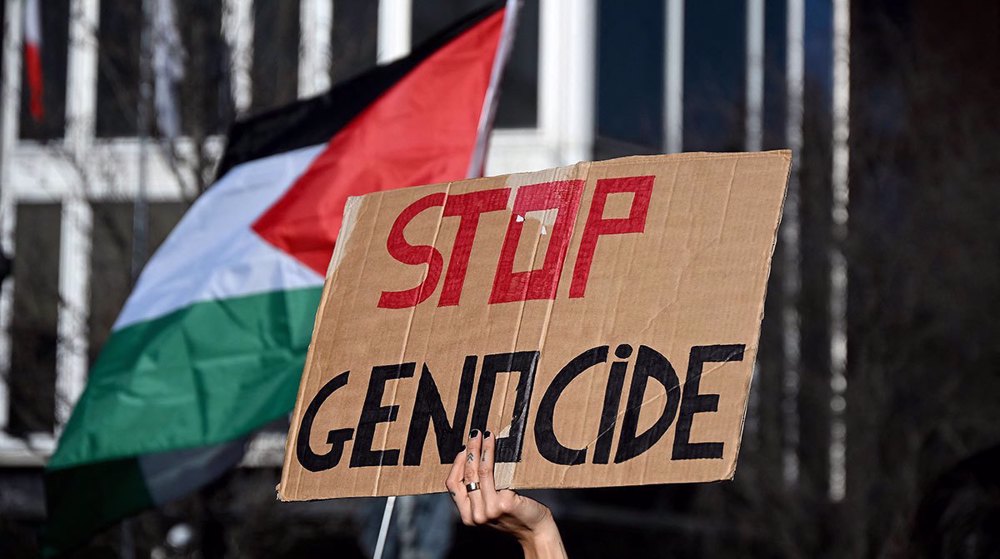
469, 429, 480, 439
484, 431, 492, 439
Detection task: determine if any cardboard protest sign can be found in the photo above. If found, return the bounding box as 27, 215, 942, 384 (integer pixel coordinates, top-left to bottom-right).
278, 151, 790, 500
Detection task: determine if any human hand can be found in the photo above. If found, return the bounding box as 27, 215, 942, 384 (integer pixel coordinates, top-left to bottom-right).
446, 430, 567, 559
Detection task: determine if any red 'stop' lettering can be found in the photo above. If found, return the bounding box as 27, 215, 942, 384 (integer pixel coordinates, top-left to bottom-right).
439, 188, 511, 306
489, 180, 584, 304
570, 176, 653, 298
378, 193, 447, 309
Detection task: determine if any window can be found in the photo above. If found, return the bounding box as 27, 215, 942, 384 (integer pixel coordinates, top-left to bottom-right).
8, 204, 61, 434
96, 0, 141, 137
96, 0, 232, 137
19, 0, 70, 141
251, 2, 299, 112
88, 202, 190, 364
330, 0, 378, 85
176, 0, 233, 136
596, 0, 664, 155
763, 0, 787, 149
411, 0, 540, 128
683, 0, 746, 151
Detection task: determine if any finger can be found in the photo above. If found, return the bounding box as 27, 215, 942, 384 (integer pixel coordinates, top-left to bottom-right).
464, 429, 487, 523
446, 448, 473, 525
479, 430, 500, 517
446, 446, 466, 495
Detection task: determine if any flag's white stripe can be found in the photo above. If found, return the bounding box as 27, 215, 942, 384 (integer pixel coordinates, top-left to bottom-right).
115, 145, 326, 330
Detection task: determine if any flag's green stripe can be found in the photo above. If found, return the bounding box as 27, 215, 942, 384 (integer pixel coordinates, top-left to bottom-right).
42, 457, 152, 557
49, 286, 322, 470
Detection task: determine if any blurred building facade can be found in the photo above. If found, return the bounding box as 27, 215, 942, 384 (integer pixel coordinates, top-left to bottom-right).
0, 0, 837, 553
0, 0, 810, 465
2, 0, 999, 557
0, 0, 596, 538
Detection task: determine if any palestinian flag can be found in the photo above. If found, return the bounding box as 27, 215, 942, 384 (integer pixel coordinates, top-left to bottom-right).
44, 2, 518, 554
24, 0, 44, 121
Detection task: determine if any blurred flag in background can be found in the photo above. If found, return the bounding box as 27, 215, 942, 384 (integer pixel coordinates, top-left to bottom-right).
43, 2, 516, 555
23, 0, 44, 122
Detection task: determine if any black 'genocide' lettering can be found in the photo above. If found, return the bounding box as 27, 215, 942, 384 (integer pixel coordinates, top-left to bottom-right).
671, 344, 745, 460
614, 345, 681, 463
593, 344, 631, 464
403, 357, 477, 465
350, 363, 416, 467
296, 371, 354, 472
534, 346, 609, 465
470, 351, 540, 463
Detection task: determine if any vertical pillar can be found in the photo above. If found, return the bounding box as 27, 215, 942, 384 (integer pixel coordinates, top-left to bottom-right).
0, 0, 25, 439
377, 0, 411, 64
55, 201, 91, 429
782, 0, 804, 487
55, 0, 99, 430
745, 0, 764, 152
540, 0, 595, 165
224, 0, 254, 114
829, 0, 850, 503
743, 0, 766, 449
299, 0, 332, 98
663, 0, 684, 154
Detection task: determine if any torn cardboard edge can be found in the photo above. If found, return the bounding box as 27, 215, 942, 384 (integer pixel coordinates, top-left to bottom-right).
279, 150, 791, 501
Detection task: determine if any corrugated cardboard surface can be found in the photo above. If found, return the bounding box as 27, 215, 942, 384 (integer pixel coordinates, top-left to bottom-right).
279, 151, 790, 501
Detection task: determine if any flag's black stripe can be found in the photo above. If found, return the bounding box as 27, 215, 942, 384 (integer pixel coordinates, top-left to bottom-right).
215, 1, 505, 180
43, 457, 153, 557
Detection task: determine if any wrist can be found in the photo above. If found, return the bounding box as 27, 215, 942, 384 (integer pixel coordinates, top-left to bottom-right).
515, 516, 565, 559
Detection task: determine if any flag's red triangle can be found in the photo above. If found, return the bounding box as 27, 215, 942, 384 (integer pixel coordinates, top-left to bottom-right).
252, 10, 505, 276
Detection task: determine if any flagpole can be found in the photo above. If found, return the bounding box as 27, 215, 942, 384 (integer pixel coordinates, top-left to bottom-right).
374, 3, 522, 557
466, 0, 522, 178
132, 0, 153, 282
121, 1, 153, 555
373, 495, 398, 559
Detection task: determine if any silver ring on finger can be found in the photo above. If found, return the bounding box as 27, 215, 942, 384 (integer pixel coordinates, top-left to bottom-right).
465, 481, 480, 492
